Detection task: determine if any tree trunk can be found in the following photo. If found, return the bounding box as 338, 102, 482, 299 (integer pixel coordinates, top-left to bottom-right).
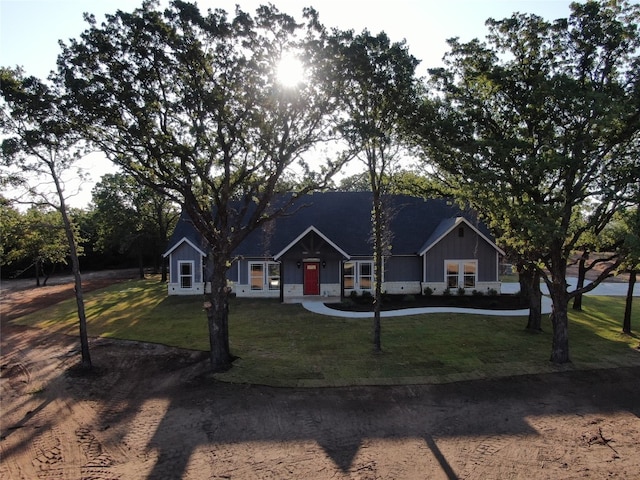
35, 259, 41, 287
205, 260, 233, 372
372, 261, 382, 354
71, 253, 91, 370
373, 296, 382, 352
572, 251, 588, 311
372, 191, 383, 353
161, 258, 168, 283
43, 262, 53, 286
61, 211, 91, 370
517, 261, 530, 303
548, 278, 571, 364
137, 239, 145, 279
42, 265, 51, 287
525, 268, 543, 332
52, 167, 91, 370
623, 269, 636, 335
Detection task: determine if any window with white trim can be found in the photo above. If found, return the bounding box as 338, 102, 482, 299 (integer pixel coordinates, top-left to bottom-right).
179, 261, 194, 289
344, 262, 355, 289
249, 262, 280, 290
445, 260, 477, 289
267, 263, 280, 290
343, 261, 374, 291
359, 262, 373, 290
446, 262, 459, 289
463, 262, 476, 288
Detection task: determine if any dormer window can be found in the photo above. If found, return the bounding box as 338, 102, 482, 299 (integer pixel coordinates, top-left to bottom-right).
458, 226, 464, 237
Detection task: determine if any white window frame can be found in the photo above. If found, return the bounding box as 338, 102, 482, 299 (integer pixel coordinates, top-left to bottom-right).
249, 261, 280, 291
343, 262, 355, 290
359, 262, 373, 291
178, 260, 194, 289
267, 263, 280, 291
343, 260, 374, 291
444, 260, 477, 290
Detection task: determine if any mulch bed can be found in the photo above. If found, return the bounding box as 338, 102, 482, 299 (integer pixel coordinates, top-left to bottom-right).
328, 293, 528, 312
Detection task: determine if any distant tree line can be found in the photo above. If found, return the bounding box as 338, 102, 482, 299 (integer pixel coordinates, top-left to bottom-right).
0, 174, 179, 282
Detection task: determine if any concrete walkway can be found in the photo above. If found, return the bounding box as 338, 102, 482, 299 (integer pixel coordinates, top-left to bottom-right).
302, 277, 637, 318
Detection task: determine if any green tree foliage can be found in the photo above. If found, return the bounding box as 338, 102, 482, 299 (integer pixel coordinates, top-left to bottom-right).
412, 1, 640, 363
7, 207, 74, 285
91, 173, 178, 280
58, 1, 345, 371
0, 197, 21, 268
338, 169, 435, 197
331, 30, 421, 352
1, 68, 93, 369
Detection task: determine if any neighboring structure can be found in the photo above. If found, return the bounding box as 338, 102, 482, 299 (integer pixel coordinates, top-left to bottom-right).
163, 192, 504, 299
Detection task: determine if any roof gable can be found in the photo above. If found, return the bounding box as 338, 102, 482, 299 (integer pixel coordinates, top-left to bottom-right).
418, 217, 505, 256
163, 236, 207, 258
273, 225, 350, 260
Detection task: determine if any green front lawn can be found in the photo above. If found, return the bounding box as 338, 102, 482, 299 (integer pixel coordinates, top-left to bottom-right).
12, 276, 640, 386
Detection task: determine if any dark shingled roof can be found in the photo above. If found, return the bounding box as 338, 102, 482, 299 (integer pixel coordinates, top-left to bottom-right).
166, 192, 492, 257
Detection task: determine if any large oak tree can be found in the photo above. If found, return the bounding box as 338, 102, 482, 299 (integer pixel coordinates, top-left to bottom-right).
58, 1, 344, 371
413, 0, 640, 363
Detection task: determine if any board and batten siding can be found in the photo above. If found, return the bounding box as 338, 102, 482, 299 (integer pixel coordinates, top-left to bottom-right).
385, 256, 422, 282
424, 226, 498, 282
169, 242, 203, 284
382, 256, 423, 294
166, 241, 205, 295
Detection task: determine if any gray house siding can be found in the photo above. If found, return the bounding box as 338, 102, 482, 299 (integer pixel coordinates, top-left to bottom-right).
424, 225, 497, 283
381, 256, 423, 295
169, 242, 203, 284
165, 240, 205, 295
385, 256, 422, 282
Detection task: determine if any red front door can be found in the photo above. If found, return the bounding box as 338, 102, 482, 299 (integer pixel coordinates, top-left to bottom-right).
303, 262, 320, 295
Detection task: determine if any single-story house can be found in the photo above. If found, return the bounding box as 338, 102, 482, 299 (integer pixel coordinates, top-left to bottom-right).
163, 192, 505, 299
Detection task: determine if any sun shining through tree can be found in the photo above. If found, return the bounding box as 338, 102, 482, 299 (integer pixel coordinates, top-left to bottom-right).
276, 52, 306, 87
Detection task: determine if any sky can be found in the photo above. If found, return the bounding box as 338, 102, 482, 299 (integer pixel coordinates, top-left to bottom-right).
0, 0, 577, 207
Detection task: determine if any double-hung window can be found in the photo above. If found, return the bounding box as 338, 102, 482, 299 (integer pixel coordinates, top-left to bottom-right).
343, 262, 355, 289
178, 261, 194, 289
343, 261, 374, 291
359, 262, 373, 290
463, 262, 477, 288
445, 260, 477, 289
250, 262, 280, 290
267, 263, 280, 290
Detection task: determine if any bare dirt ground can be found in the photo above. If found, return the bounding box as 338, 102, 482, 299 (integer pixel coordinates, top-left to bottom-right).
1, 270, 640, 479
